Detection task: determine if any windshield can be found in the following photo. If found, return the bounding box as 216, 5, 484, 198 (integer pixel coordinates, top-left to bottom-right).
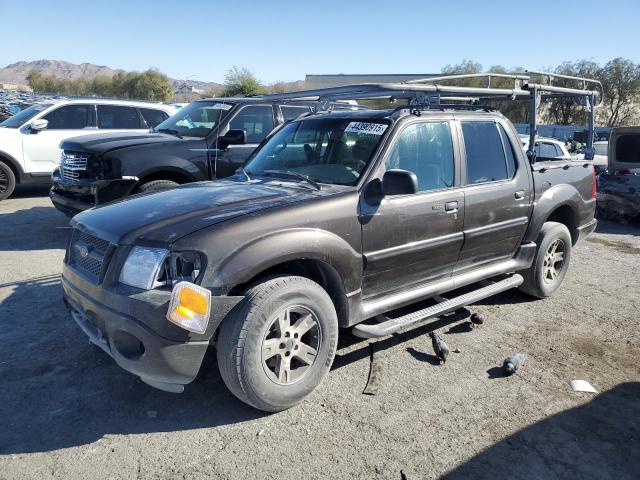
244, 118, 389, 186
0, 103, 51, 128
153, 100, 235, 137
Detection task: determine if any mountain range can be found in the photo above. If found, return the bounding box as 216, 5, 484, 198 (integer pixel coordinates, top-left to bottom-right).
0, 59, 221, 92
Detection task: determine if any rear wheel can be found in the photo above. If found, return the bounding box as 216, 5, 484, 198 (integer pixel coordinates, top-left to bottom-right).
217, 276, 338, 412
519, 221, 572, 298
0, 161, 16, 201
134, 179, 179, 194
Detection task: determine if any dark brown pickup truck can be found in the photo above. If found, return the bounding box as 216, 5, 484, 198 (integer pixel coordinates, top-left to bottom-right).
61, 102, 597, 411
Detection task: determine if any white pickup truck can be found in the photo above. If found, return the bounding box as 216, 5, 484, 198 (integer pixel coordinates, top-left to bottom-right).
0, 99, 179, 200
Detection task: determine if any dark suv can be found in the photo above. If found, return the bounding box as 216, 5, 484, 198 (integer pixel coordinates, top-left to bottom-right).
49, 98, 351, 215
62, 106, 596, 412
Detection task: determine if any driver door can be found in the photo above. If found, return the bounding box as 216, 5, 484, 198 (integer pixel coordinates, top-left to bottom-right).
212, 105, 276, 178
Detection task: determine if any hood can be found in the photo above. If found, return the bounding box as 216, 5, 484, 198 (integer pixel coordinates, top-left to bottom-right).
609, 126, 640, 172
72, 180, 320, 245
60, 131, 188, 155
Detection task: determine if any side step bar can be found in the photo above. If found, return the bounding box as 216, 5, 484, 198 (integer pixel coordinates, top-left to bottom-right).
351, 274, 523, 338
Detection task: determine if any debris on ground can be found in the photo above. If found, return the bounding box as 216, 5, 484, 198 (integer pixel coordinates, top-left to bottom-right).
569, 379, 598, 393
454, 348, 461, 353
503, 353, 526, 374
400, 469, 408, 480
429, 331, 450, 364
363, 343, 382, 395
256, 429, 265, 437
470, 312, 485, 328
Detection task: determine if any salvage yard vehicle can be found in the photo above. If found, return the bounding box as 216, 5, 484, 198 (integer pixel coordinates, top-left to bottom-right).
0, 99, 177, 200
596, 126, 640, 221
49, 98, 360, 215
61, 72, 600, 412
520, 135, 571, 161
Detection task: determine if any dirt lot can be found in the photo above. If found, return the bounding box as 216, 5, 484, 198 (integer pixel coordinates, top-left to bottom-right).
1, 186, 639, 480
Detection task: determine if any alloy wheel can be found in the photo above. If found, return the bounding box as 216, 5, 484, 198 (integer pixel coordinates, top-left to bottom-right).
542, 239, 566, 283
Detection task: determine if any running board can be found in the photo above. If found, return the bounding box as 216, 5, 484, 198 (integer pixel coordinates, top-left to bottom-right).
351, 274, 523, 338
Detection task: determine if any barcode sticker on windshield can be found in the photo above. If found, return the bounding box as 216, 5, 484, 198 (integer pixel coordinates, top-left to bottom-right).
345, 122, 388, 135
212, 103, 233, 110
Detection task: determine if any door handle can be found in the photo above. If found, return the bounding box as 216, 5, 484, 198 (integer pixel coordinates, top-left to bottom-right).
445, 200, 458, 212
514, 190, 525, 200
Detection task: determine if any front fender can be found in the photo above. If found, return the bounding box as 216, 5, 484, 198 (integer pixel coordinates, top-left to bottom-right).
209, 228, 363, 295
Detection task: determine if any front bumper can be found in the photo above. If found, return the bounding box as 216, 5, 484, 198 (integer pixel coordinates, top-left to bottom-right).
49, 170, 138, 216
62, 265, 210, 393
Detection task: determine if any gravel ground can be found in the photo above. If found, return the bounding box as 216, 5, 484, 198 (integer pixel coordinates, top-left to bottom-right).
1, 186, 639, 480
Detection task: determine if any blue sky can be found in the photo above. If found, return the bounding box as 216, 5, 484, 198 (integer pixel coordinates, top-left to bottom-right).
2, 0, 638, 83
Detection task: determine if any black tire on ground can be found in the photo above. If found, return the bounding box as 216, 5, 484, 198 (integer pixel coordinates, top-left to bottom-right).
217, 275, 338, 412
134, 179, 179, 194
519, 221, 572, 299
0, 160, 16, 201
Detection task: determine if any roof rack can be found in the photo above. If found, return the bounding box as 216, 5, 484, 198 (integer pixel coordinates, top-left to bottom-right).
259, 71, 602, 162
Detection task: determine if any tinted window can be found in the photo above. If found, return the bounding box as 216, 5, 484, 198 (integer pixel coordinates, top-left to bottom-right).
43, 104, 91, 130
386, 122, 454, 192
281, 105, 310, 121
140, 108, 169, 128
462, 122, 509, 184
97, 105, 142, 129
229, 105, 274, 143
0, 103, 51, 128
616, 135, 640, 163
498, 124, 517, 177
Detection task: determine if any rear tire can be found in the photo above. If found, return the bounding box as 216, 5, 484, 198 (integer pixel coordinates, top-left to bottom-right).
519, 221, 572, 299
217, 275, 338, 412
134, 179, 179, 194
0, 161, 16, 201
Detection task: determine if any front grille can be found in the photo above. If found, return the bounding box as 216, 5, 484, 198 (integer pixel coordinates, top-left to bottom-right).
60, 152, 89, 183
68, 230, 112, 282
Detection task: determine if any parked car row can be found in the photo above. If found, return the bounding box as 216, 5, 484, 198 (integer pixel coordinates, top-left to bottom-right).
0, 99, 180, 200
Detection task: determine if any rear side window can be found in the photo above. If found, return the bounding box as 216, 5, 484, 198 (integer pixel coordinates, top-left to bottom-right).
140, 108, 169, 128
281, 105, 310, 121
498, 124, 517, 177
43, 104, 91, 129
97, 105, 143, 129
462, 121, 510, 184
385, 121, 455, 192
616, 135, 640, 163
228, 105, 275, 143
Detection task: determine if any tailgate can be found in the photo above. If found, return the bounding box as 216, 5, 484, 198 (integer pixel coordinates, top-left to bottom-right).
609, 127, 640, 173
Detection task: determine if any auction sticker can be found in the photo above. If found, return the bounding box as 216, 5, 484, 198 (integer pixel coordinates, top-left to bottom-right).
345, 122, 388, 135
212, 103, 233, 110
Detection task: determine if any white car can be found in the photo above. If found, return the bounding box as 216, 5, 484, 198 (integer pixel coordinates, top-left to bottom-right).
519, 135, 571, 160
576, 140, 608, 174
0, 99, 177, 200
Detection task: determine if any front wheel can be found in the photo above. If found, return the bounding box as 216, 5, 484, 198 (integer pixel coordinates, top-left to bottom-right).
217, 276, 338, 412
519, 221, 572, 299
0, 161, 16, 201
134, 179, 179, 194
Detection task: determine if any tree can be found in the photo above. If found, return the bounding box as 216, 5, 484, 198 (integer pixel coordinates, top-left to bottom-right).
221, 66, 264, 97
599, 57, 640, 127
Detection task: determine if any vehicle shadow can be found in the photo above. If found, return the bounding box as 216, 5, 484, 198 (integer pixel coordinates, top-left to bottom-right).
9, 185, 52, 199
0, 275, 264, 455
595, 219, 640, 237
0, 204, 71, 251
443, 382, 640, 479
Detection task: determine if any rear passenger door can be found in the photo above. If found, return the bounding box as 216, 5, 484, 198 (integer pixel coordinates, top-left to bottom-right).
361, 119, 465, 298
213, 104, 276, 178
455, 119, 532, 272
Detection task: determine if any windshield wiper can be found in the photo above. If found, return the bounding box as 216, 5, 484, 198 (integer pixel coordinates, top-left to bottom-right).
156, 128, 183, 139
236, 167, 251, 181
262, 170, 321, 190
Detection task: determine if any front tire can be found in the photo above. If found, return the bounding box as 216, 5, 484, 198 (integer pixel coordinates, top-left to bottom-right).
134, 179, 179, 194
0, 161, 16, 201
519, 221, 572, 298
217, 276, 338, 412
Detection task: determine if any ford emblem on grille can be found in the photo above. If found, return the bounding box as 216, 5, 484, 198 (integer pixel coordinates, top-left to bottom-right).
78, 245, 90, 258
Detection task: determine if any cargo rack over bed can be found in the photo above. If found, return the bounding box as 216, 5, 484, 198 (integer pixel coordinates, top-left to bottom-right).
258, 71, 603, 162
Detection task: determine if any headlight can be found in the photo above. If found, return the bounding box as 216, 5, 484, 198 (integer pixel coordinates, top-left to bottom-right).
119, 247, 168, 290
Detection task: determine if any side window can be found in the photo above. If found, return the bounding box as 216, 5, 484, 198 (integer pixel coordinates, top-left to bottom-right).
281, 105, 310, 121
228, 105, 275, 143
538, 142, 559, 159
97, 105, 143, 129
140, 108, 169, 128
498, 124, 517, 177
43, 105, 91, 129
385, 121, 454, 192
553, 144, 565, 157
461, 121, 509, 184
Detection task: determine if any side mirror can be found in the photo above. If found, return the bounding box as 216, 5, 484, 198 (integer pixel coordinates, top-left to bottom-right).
218, 129, 246, 149
29, 119, 48, 132
382, 169, 418, 195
